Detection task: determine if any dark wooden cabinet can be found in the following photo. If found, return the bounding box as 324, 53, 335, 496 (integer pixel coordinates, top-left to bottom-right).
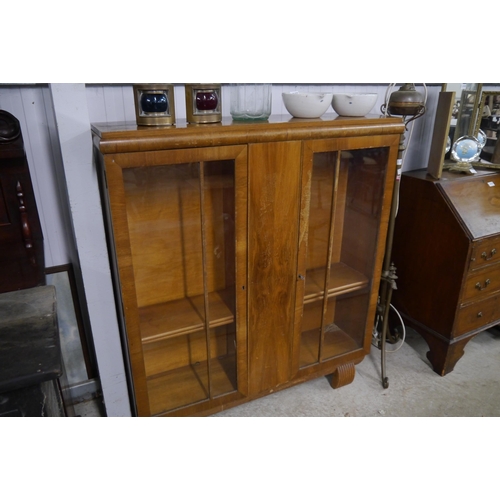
392, 168, 500, 375
0, 110, 45, 293
92, 115, 403, 416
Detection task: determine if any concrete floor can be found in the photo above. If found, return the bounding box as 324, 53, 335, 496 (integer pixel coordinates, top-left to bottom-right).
76, 326, 500, 417
212, 326, 500, 417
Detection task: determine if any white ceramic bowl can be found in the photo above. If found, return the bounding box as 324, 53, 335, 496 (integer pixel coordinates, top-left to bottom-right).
331, 93, 378, 117
282, 92, 333, 118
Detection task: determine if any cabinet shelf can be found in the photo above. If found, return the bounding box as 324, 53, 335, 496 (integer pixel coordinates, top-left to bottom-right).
146, 354, 237, 415
303, 263, 369, 304
139, 290, 234, 344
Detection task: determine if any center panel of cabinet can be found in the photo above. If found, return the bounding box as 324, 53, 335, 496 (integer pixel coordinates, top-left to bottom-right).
247, 141, 303, 395
296, 146, 389, 371
122, 160, 239, 415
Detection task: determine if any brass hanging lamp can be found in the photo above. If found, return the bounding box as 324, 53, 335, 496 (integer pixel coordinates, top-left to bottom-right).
381, 83, 426, 126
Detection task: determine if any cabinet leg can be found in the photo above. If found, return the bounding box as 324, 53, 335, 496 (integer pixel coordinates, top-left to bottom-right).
419, 329, 477, 376
330, 363, 355, 389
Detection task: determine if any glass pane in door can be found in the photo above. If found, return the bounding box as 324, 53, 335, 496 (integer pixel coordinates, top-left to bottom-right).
202, 160, 237, 397
299, 152, 337, 368
299, 147, 389, 368
321, 292, 370, 361
340, 148, 389, 278
122, 158, 238, 413
143, 331, 209, 415
123, 163, 209, 413
209, 325, 237, 397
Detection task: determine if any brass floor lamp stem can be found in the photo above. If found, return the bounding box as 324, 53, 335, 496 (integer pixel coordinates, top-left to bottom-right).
379, 133, 405, 388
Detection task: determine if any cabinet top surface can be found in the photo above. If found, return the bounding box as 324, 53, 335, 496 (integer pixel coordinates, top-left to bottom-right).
92, 114, 402, 133
92, 114, 404, 154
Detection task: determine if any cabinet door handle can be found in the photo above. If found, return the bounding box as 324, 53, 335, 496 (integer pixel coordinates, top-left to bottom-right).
481, 249, 497, 261
475, 279, 491, 291
477, 312, 483, 318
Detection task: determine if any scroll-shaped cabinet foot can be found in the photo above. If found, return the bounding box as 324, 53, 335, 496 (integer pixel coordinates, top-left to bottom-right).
330, 362, 355, 389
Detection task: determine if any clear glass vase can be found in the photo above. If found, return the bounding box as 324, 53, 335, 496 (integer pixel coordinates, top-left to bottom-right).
230, 84, 272, 121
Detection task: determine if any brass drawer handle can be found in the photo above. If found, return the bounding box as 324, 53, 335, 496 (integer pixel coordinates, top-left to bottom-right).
477, 312, 483, 318
481, 249, 497, 261
475, 279, 491, 291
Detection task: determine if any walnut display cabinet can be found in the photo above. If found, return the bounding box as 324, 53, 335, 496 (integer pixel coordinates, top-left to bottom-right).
392, 169, 500, 376
92, 114, 403, 416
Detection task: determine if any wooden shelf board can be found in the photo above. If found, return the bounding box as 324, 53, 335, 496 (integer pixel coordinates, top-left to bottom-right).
147, 354, 237, 416
299, 324, 360, 368
303, 262, 369, 304
140, 290, 234, 344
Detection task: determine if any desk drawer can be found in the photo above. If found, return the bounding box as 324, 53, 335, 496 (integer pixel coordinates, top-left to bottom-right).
462, 264, 500, 303
455, 293, 500, 336
470, 236, 500, 270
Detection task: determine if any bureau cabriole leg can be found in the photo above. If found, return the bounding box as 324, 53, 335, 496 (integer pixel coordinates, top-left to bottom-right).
419, 329, 478, 376
330, 362, 355, 389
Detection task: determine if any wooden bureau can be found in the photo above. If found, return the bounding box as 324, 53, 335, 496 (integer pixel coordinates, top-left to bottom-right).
392, 168, 500, 375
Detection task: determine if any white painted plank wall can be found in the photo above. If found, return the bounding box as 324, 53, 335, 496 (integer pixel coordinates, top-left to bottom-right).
0, 85, 72, 267
85, 84, 136, 123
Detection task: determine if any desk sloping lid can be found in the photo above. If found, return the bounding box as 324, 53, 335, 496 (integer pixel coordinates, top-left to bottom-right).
440, 172, 500, 239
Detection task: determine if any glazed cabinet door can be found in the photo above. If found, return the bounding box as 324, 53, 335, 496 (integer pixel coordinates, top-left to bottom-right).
293, 136, 398, 382
102, 145, 248, 416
